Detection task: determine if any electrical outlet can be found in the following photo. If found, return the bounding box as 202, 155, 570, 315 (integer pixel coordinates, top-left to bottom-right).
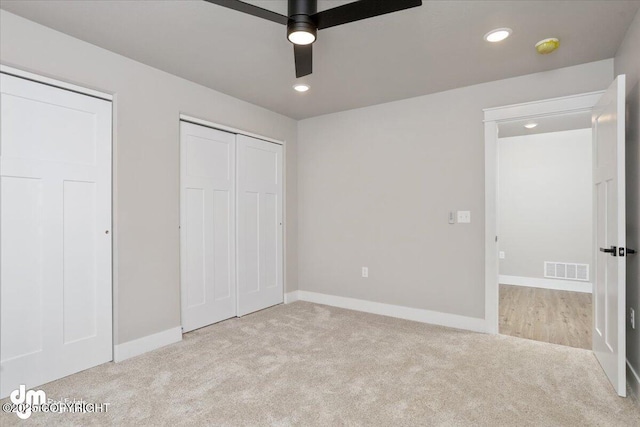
631, 308, 636, 329
457, 210, 471, 224
362, 267, 368, 278
499, 251, 505, 259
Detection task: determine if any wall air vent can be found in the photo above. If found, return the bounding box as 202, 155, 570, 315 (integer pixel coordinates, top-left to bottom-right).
544, 261, 589, 281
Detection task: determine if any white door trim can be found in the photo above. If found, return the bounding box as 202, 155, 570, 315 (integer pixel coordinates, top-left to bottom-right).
482, 90, 604, 334
0, 64, 113, 101
179, 114, 284, 146
483, 91, 604, 122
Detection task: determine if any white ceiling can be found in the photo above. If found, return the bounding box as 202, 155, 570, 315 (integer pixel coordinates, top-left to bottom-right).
1, 0, 638, 119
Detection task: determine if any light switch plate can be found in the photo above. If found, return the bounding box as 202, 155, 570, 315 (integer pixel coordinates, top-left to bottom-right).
448, 211, 456, 224
499, 251, 505, 259
362, 267, 368, 278
457, 211, 471, 223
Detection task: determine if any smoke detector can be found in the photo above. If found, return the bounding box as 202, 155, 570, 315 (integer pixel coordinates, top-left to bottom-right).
536, 38, 560, 54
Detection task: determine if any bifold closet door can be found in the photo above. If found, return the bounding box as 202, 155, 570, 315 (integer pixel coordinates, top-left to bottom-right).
0, 73, 112, 398
180, 122, 236, 332
236, 135, 283, 316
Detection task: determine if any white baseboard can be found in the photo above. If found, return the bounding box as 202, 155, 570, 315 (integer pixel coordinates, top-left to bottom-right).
296, 290, 487, 333
113, 326, 182, 362
284, 291, 299, 304
628, 360, 640, 406
499, 275, 592, 293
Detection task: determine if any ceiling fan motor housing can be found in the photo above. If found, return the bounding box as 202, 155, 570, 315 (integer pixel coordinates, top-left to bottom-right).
287, 0, 318, 43
288, 0, 317, 18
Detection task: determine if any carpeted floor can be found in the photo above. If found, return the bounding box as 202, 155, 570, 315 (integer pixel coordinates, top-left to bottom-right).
2, 301, 639, 426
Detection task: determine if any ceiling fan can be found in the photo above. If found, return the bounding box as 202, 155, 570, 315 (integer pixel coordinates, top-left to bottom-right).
204, 0, 423, 78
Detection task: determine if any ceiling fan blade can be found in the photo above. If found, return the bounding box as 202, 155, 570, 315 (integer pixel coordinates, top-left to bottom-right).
313, 0, 422, 30
294, 44, 313, 78
203, 0, 288, 25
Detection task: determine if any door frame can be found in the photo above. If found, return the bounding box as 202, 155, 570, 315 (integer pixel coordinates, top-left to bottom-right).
0, 64, 116, 368
482, 90, 604, 334
177, 114, 287, 322
0, 64, 114, 101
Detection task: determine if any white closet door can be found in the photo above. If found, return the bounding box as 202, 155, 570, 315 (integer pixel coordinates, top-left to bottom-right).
180, 122, 236, 332
0, 73, 112, 398
236, 135, 283, 316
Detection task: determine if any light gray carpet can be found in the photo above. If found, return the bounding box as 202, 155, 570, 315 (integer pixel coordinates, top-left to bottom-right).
2, 301, 639, 426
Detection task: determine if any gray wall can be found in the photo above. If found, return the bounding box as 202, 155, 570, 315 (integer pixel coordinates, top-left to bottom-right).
498, 129, 592, 280
298, 60, 613, 320
0, 11, 299, 345
614, 9, 640, 395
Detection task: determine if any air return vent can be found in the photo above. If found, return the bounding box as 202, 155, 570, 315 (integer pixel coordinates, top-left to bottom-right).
544, 262, 589, 281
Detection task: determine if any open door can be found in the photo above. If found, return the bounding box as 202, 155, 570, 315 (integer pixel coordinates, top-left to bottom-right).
592, 75, 626, 397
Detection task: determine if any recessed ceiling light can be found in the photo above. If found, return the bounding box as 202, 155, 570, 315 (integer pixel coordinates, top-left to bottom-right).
524, 123, 538, 129
484, 28, 512, 43
293, 83, 310, 92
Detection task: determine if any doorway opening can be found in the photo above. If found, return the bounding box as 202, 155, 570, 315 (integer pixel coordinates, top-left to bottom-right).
483, 76, 628, 397
496, 112, 593, 349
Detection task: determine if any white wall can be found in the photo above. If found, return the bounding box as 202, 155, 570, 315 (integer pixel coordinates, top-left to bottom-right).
298, 59, 613, 320
614, 9, 640, 399
498, 129, 592, 281
0, 11, 299, 346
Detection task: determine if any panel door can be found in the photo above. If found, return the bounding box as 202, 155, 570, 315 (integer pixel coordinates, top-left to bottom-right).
0, 73, 113, 398
236, 135, 283, 316
180, 122, 236, 332
592, 75, 626, 396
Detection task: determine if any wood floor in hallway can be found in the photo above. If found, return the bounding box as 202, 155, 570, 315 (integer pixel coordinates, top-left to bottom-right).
499, 284, 592, 350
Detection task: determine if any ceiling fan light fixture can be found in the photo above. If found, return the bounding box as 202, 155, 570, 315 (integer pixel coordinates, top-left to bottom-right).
288, 30, 316, 45
484, 28, 512, 43
287, 18, 317, 45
